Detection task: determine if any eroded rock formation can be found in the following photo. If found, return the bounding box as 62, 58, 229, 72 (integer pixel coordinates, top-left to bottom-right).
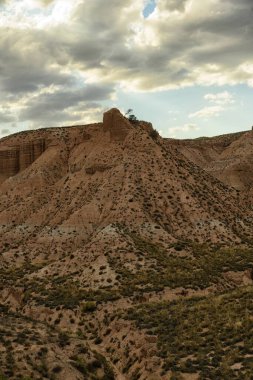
0, 139, 46, 180
103, 108, 132, 141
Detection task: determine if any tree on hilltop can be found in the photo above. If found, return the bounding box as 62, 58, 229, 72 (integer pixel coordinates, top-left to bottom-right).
125, 108, 138, 124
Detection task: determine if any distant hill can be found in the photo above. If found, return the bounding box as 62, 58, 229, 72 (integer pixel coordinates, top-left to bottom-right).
167, 130, 253, 194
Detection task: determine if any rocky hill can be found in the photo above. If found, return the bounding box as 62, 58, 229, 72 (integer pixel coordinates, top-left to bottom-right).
0, 109, 252, 380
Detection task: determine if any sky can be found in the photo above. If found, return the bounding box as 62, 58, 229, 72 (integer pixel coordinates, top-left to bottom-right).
0, 0, 252, 139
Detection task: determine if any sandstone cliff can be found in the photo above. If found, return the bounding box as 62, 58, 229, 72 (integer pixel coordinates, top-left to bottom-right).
0, 139, 46, 182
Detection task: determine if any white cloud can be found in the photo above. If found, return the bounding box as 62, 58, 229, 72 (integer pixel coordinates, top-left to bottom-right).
189, 90, 235, 120
189, 106, 224, 119
204, 91, 234, 105
0, 0, 79, 29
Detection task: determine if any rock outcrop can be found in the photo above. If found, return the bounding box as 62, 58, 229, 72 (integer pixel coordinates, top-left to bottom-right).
0, 139, 46, 181
103, 108, 132, 141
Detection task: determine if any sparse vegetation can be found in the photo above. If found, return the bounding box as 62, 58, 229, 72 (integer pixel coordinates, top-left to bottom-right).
108, 233, 253, 295
126, 286, 253, 379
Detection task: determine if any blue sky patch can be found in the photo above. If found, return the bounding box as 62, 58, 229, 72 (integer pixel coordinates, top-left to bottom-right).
143, 0, 156, 18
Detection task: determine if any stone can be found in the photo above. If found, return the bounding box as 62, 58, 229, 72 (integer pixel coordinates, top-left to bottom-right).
103, 108, 132, 141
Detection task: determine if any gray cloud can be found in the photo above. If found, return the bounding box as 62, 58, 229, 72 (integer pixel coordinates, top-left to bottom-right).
0, 112, 15, 123
64, 0, 138, 70
159, 0, 188, 12
0, 128, 11, 136
20, 85, 113, 122
0, 0, 253, 132
0, 29, 75, 95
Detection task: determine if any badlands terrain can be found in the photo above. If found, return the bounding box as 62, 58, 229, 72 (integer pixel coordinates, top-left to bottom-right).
0, 108, 252, 380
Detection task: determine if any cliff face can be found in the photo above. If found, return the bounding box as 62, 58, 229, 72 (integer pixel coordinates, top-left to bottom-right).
0, 147, 19, 178
0, 139, 46, 181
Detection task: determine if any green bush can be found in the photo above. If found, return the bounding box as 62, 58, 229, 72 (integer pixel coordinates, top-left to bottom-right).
81, 301, 97, 313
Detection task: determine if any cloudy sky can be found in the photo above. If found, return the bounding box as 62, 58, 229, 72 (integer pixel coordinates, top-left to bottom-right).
0, 0, 252, 139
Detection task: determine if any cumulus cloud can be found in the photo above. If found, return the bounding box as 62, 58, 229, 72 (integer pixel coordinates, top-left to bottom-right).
0, 0, 253, 132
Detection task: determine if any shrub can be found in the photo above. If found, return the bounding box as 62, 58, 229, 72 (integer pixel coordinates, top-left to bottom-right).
149, 129, 159, 140
58, 331, 70, 347
81, 301, 97, 313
